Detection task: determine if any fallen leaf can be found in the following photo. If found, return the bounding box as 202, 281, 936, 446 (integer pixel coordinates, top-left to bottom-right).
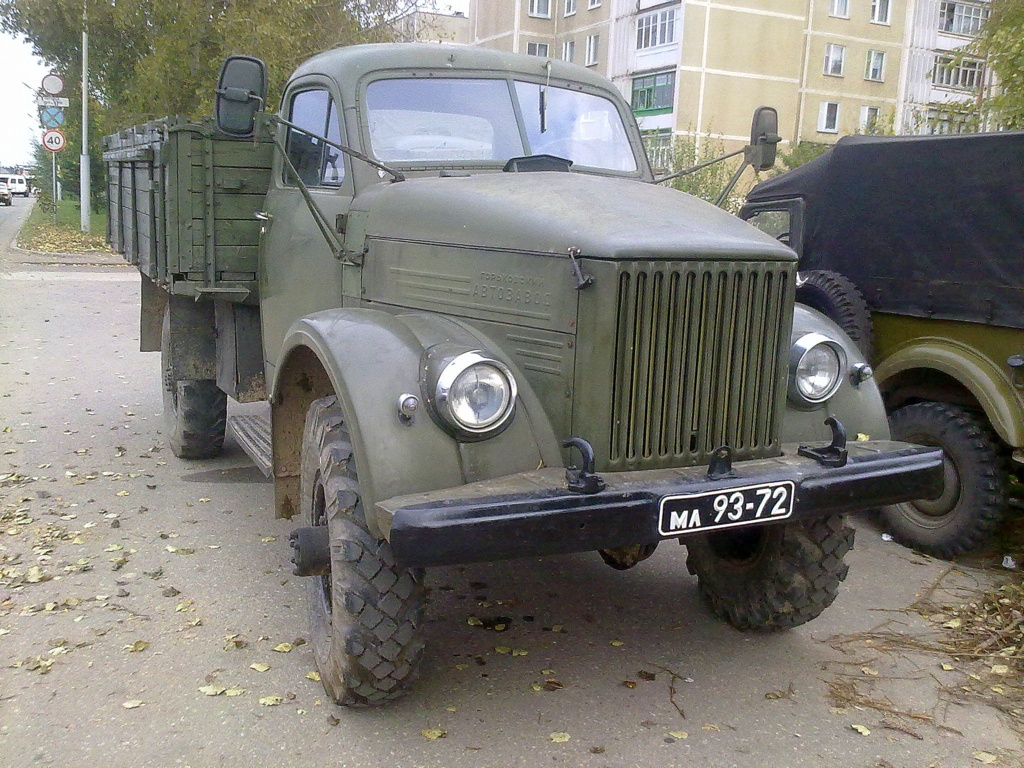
541, 668, 556, 675
116, 491, 130, 497
199, 685, 226, 696
702, 724, 721, 732
942, 618, 962, 629
223, 635, 248, 650
549, 732, 570, 743
421, 728, 447, 740
125, 640, 149, 653
530, 682, 543, 691
973, 752, 997, 764
511, 648, 528, 657
259, 696, 283, 706
494, 646, 511, 655
467, 617, 483, 626
990, 664, 1009, 675
273, 643, 293, 653
543, 679, 564, 691
198, 498, 211, 503
851, 724, 871, 736
260, 536, 276, 543
305, 671, 321, 682
861, 666, 879, 676
638, 670, 656, 681
250, 663, 271, 673
610, 639, 624, 647
941, 663, 955, 671
224, 686, 245, 697
668, 730, 688, 739
622, 680, 637, 689
122, 700, 144, 709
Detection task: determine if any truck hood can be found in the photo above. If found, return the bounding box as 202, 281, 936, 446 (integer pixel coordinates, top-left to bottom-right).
357, 172, 795, 262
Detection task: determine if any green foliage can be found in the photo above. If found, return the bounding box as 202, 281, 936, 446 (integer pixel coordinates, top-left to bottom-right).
776, 141, 830, 173
974, 0, 1024, 128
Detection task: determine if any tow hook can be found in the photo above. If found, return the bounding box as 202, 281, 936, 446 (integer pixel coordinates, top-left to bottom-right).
798, 417, 849, 468
288, 526, 331, 577
562, 437, 605, 494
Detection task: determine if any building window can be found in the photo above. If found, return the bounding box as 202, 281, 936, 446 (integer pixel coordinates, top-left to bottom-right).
589, 0, 601, 8
631, 71, 676, 113
565, 0, 577, 16
562, 39, 575, 62
818, 101, 840, 132
285, 89, 345, 187
529, 0, 551, 18
933, 55, 983, 89
830, 0, 850, 18
585, 34, 599, 65
636, 8, 677, 50
865, 50, 885, 81
926, 105, 976, 134
527, 42, 550, 57
860, 105, 880, 131
642, 129, 674, 172
824, 44, 846, 76
871, 0, 891, 24
939, 1, 989, 35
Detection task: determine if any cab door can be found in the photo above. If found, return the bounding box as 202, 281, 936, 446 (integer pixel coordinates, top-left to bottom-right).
258, 80, 353, 378
738, 199, 805, 257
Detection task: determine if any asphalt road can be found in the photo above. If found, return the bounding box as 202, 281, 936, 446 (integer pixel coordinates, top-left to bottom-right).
0, 198, 1020, 768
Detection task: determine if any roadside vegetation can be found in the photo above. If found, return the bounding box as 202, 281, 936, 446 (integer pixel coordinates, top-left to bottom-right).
17, 196, 110, 254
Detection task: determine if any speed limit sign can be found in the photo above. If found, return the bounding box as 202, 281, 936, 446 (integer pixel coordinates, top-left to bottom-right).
42, 129, 66, 153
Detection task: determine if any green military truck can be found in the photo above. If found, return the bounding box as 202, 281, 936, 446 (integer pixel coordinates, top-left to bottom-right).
741, 133, 1024, 559
104, 43, 942, 707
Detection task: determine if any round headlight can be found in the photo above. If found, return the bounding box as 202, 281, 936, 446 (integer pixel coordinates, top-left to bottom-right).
436, 351, 517, 435
789, 333, 846, 405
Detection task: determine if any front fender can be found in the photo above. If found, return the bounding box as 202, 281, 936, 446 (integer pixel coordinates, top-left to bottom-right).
874, 339, 1024, 447
272, 308, 561, 539
781, 305, 891, 444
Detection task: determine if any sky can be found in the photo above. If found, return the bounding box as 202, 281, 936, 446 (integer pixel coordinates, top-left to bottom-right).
0, 33, 50, 169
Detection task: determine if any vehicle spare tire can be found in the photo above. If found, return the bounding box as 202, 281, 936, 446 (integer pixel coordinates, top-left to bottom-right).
795, 270, 873, 359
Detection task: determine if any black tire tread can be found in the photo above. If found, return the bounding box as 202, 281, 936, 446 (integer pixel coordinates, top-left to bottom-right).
686, 515, 854, 631
796, 269, 874, 358
168, 380, 227, 459
882, 402, 1006, 558
303, 396, 425, 707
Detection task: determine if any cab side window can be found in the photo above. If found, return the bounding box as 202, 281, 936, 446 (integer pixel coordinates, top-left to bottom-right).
284, 88, 345, 187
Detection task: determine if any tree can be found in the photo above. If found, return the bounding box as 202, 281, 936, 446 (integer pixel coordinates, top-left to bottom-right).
974, 0, 1024, 128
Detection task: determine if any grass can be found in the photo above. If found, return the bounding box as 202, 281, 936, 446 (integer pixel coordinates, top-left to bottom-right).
17, 198, 111, 254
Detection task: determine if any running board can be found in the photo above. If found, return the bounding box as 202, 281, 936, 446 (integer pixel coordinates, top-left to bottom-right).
228, 413, 273, 477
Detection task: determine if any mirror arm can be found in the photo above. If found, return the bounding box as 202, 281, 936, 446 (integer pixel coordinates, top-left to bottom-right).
269, 133, 353, 264
714, 159, 750, 208
654, 146, 745, 184
271, 116, 404, 183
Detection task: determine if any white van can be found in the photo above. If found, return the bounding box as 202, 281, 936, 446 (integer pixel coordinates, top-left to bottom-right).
7, 175, 28, 197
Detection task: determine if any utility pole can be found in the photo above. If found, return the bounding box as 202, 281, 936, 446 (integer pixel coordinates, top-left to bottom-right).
80, 2, 91, 233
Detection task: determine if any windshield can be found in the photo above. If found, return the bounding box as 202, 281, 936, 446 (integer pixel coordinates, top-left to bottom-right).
364, 76, 638, 173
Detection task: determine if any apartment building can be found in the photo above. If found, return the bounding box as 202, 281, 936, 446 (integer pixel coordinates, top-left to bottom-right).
394, 8, 473, 44
900, 0, 994, 133
467, 1, 927, 162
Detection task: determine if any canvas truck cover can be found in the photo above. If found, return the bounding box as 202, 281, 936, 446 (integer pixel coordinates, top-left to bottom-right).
746, 131, 1024, 330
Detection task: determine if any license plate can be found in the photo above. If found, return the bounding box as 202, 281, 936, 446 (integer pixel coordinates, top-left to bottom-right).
658, 480, 795, 537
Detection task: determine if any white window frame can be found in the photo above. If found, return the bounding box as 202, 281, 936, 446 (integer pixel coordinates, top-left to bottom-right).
824, 44, 846, 77
939, 1, 988, 36
636, 8, 677, 50
564, 0, 577, 16
527, 42, 550, 57
562, 39, 575, 62
818, 101, 840, 133
529, 0, 552, 19
860, 105, 880, 131
830, 0, 850, 18
871, 0, 891, 24
585, 33, 599, 65
589, 0, 601, 8
865, 50, 885, 81
933, 55, 984, 90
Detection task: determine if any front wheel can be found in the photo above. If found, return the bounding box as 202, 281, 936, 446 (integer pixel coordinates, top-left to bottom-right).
880, 402, 1006, 558
685, 515, 854, 630
302, 396, 426, 707
161, 306, 226, 459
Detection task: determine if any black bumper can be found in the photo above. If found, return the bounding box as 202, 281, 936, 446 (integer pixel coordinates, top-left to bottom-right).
377, 441, 944, 568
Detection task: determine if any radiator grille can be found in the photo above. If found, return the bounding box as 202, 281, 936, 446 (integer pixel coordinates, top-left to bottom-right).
608, 262, 792, 469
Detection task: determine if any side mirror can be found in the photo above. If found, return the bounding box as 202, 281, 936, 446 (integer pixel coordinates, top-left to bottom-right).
215, 56, 267, 138
748, 106, 781, 172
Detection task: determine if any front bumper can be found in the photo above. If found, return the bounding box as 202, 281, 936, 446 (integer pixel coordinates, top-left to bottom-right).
377, 441, 943, 568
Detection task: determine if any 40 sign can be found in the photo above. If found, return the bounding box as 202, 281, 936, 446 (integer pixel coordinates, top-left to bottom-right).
42, 129, 66, 153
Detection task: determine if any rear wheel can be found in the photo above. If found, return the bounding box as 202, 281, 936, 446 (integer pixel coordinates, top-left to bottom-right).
881, 402, 1006, 558
685, 515, 854, 630
161, 306, 226, 459
796, 270, 873, 358
302, 396, 426, 707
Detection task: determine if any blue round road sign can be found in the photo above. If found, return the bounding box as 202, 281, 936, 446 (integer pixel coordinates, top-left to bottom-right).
40, 106, 64, 129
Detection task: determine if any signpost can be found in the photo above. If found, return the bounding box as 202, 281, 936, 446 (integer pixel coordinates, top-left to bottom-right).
38, 73, 67, 225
